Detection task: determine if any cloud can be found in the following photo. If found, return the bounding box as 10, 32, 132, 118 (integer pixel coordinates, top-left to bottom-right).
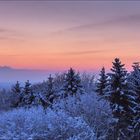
69, 14, 140, 30
0, 29, 8, 33
0, 28, 15, 33
0, 27, 24, 41
0, 54, 22, 57
58, 49, 109, 55
50, 14, 140, 35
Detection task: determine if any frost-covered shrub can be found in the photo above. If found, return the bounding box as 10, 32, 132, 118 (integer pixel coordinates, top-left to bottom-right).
0, 89, 14, 110
0, 107, 96, 140
53, 92, 112, 139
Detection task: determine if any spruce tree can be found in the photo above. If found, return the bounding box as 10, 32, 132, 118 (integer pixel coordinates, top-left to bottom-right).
106, 58, 135, 139
11, 81, 22, 107
128, 62, 140, 139
12, 81, 21, 94
63, 68, 83, 97
46, 74, 55, 104
21, 80, 35, 107
96, 67, 107, 96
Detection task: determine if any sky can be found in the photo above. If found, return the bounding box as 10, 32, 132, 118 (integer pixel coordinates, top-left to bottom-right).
0, 1, 140, 72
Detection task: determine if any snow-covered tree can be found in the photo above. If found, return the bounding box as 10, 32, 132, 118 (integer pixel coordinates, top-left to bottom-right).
46, 74, 56, 103
53, 91, 112, 140
106, 58, 135, 139
63, 68, 83, 97
96, 67, 107, 96
11, 81, 22, 107
21, 80, 35, 107
12, 81, 21, 94
53, 73, 65, 93
0, 89, 13, 110
81, 72, 95, 93
128, 62, 140, 139
34, 75, 56, 109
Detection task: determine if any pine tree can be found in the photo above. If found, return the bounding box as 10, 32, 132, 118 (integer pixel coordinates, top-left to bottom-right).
96, 67, 107, 96
63, 68, 83, 97
106, 58, 135, 139
21, 80, 35, 107
128, 62, 140, 139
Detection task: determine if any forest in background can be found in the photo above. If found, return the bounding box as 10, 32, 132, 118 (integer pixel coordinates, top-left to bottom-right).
0, 58, 139, 140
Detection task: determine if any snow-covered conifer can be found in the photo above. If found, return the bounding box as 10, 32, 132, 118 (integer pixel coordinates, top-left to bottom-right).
12, 81, 21, 94
21, 80, 35, 107
63, 68, 83, 97
11, 81, 22, 107
46, 75, 56, 104
106, 58, 135, 139
35, 75, 56, 109
96, 67, 107, 96
128, 62, 140, 139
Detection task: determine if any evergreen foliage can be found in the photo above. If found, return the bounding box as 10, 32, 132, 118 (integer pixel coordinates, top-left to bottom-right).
12, 81, 21, 94
1, 60, 140, 139
106, 58, 135, 139
96, 67, 107, 96
21, 80, 35, 107
40, 75, 56, 108
11, 81, 22, 107
63, 68, 83, 97
128, 62, 140, 139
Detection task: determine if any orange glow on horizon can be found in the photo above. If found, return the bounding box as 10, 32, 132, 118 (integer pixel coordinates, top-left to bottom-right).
0, 36, 139, 72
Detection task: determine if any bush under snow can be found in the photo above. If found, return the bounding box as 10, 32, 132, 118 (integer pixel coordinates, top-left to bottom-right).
53, 93, 112, 139
0, 106, 96, 140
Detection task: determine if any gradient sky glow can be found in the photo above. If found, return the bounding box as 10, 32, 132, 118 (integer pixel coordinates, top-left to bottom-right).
0, 1, 140, 71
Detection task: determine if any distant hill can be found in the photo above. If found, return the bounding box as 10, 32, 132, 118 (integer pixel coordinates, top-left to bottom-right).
0, 66, 56, 88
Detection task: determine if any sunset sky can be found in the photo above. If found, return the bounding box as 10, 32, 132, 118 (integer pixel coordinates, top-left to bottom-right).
0, 1, 140, 72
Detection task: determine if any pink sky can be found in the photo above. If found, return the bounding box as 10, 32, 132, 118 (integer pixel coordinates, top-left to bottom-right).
0, 1, 140, 72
